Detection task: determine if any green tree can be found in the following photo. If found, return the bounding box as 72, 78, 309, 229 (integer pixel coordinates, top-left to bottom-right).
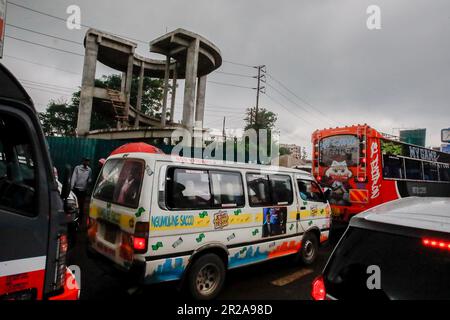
241, 107, 278, 164
39, 74, 166, 136
244, 107, 278, 131
279, 146, 291, 156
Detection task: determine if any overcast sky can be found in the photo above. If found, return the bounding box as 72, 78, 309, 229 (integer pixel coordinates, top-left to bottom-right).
2, 0, 450, 149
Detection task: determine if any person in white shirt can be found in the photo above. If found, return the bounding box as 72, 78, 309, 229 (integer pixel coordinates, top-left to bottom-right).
71, 157, 92, 225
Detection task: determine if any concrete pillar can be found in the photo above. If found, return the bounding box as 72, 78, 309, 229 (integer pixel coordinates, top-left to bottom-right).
195, 75, 207, 128
134, 61, 145, 128
120, 72, 126, 93
170, 65, 177, 123
182, 39, 200, 129
123, 52, 134, 126
161, 55, 171, 127
76, 34, 99, 136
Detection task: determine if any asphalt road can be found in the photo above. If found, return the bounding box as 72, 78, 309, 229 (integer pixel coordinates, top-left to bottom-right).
67, 232, 332, 301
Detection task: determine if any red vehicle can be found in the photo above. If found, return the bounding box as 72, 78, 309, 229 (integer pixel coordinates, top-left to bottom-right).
0, 64, 79, 300
312, 124, 450, 234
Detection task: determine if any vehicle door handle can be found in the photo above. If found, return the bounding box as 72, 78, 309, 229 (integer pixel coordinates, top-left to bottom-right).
301, 206, 306, 210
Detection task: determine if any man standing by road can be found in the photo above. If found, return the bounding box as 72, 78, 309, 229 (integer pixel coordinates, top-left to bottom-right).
71, 157, 92, 227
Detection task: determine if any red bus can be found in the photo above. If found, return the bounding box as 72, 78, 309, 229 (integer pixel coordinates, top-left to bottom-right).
312, 124, 450, 232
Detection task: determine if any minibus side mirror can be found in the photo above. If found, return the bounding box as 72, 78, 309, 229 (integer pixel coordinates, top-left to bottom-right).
61, 165, 72, 200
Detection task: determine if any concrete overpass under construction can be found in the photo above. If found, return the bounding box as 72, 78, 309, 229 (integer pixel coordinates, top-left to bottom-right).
76, 28, 222, 140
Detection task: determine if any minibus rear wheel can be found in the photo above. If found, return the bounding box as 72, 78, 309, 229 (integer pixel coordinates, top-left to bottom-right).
300, 232, 319, 265
187, 253, 226, 300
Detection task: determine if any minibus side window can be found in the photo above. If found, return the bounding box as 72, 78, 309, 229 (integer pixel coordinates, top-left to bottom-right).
269, 174, 293, 205
210, 171, 244, 208
246, 173, 271, 207
166, 168, 212, 209
297, 179, 325, 202
0, 113, 36, 216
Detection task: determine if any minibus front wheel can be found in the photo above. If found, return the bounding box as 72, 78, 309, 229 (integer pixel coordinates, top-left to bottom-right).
186, 253, 226, 300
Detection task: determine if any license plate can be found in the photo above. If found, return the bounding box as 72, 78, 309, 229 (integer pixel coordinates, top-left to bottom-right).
104, 224, 118, 243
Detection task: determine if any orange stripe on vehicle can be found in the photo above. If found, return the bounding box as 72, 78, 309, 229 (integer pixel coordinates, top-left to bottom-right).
268, 240, 302, 258
350, 189, 369, 203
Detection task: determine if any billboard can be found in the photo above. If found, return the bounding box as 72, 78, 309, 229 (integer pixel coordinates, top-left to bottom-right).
0, 0, 6, 58
399, 128, 426, 147
442, 128, 450, 143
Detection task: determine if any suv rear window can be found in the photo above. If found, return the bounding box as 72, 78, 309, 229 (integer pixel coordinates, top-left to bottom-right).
93, 158, 144, 208
324, 227, 450, 300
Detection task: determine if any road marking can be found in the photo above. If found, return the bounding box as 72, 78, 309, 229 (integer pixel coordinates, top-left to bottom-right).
270, 269, 314, 287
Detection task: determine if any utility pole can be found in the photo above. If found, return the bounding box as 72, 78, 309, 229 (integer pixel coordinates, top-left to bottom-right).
254, 65, 266, 164
222, 116, 226, 140
254, 65, 266, 128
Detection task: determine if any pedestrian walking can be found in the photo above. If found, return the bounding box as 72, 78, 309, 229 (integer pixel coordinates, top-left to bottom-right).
71, 157, 92, 227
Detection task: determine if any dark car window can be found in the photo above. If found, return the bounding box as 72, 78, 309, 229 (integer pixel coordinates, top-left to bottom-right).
323, 227, 450, 300
247, 173, 271, 207
166, 168, 212, 209
269, 174, 293, 205
297, 179, 324, 202
0, 113, 37, 216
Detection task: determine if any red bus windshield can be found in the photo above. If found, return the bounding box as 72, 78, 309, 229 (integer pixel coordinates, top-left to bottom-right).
319, 135, 359, 167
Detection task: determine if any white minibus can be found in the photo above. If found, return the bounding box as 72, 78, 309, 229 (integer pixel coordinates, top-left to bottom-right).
87, 143, 331, 299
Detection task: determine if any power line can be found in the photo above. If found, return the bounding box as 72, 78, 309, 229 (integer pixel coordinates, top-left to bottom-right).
223, 60, 256, 68
215, 71, 255, 79
7, 1, 148, 45
263, 92, 315, 127
266, 73, 339, 125
266, 82, 331, 126
22, 84, 72, 97
6, 23, 84, 45
19, 78, 78, 92
208, 81, 256, 90
5, 35, 84, 56
6, 28, 258, 92
4, 55, 82, 75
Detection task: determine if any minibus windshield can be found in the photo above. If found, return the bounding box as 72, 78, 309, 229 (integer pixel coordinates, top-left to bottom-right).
93, 158, 145, 208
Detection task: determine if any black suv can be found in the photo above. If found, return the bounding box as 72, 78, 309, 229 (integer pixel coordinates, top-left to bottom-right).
312, 197, 450, 300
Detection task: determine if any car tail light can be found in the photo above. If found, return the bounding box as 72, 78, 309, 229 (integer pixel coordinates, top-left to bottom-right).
54, 234, 68, 290
311, 275, 326, 300
133, 222, 149, 254
422, 238, 450, 250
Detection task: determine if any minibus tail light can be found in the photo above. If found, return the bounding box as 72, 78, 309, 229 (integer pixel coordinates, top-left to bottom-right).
311, 275, 326, 300
54, 233, 68, 290
133, 237, 147, 251
133, 222, 149, 254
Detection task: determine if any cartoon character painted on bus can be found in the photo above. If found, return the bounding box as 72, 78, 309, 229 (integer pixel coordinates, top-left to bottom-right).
322, 160, 352, 205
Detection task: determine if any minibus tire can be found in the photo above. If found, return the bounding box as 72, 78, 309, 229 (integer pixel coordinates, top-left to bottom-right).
300, 232, 318, 265
187, 253, 226, 300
